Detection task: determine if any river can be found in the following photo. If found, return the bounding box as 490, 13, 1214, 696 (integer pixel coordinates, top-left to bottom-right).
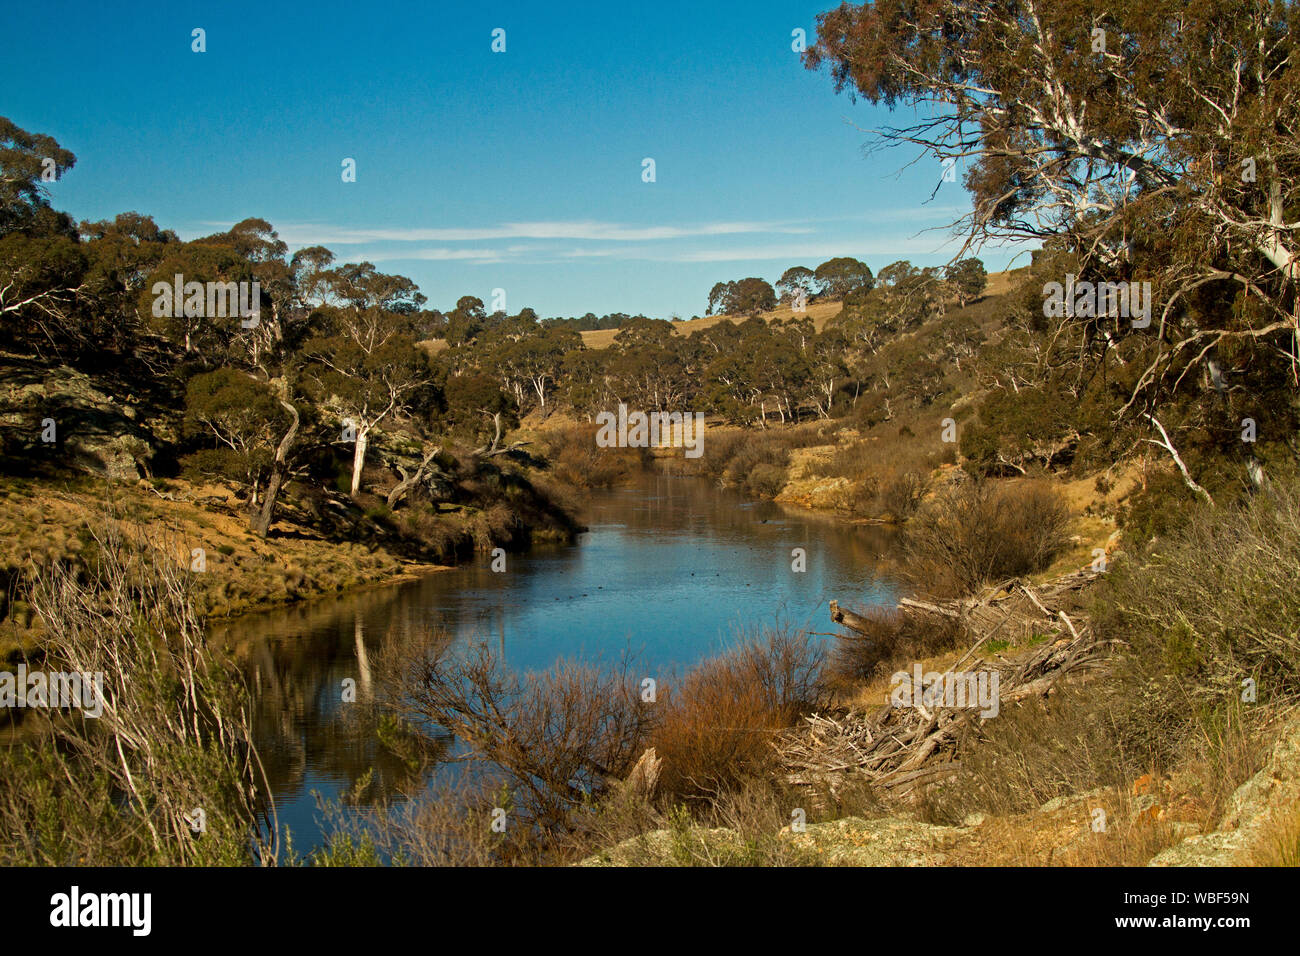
210, 470, 902, 853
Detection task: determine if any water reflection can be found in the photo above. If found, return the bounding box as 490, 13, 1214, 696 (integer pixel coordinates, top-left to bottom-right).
212, 471, 901, 851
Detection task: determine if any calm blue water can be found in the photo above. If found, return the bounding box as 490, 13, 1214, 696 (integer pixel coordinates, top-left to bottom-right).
212, 470, 900, 853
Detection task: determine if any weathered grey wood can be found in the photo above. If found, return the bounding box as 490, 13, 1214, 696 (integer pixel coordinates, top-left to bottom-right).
828, 599, 876, 635
897, 597, 963, 618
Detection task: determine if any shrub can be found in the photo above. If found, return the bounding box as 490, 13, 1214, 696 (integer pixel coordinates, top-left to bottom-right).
817, 425, 944, 518
651, 629, 826, 804
693, 425, 832, 492
745, 463, 787, 498
902, 479, 1071, 598
383, 637, 654, 837
1119, 469, 1198, 541
1097, 480, 1300, 716
545, 424, 644, 489
921, 680, 1160, 823
828, 607, 966, 686
922, 483, 1300, 837
961, 384, 1074, 475
882, 471, 925, 519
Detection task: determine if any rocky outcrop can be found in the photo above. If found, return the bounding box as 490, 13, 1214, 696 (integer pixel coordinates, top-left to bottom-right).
1148, 716, 1300, 866
0, 357, 165, 480
577, 815, 972, 867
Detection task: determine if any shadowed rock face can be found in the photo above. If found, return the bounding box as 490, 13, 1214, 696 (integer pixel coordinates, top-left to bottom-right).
1, 357, 165, 480
1148, 717, 1300, 867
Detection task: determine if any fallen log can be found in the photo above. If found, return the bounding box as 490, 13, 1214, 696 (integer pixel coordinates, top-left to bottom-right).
792, 566, 1110, 804
897, 597, 964, 618
386, 444, 444, 509
828, 600, 876, 636
1019, 583, 1055, 620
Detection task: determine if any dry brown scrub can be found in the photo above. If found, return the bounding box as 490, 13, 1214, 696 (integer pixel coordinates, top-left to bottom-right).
0, 521, 277, 865
902, 479, 1072, 599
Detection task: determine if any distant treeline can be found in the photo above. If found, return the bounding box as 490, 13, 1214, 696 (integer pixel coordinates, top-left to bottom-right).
541, 312, 672, 332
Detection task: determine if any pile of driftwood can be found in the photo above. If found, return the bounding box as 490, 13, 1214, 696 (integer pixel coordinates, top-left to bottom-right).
781, 568, 1111, 803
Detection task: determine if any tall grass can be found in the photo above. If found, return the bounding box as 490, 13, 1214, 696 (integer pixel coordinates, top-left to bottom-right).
0, 522, 277, 865
921, 482, 1300, 855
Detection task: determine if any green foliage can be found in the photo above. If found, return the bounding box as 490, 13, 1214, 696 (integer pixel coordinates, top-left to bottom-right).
813, 257, 873, 299
444, 373, 518, 448
1100, 480, 1300, 712
705, 277, 777, 317
180, 368, 290, 497
1120, 470, 1200, 540
775, 265, 817, 303
962, 384, 1075, 475
0, 116, 77, 238
944, 257, 986, 306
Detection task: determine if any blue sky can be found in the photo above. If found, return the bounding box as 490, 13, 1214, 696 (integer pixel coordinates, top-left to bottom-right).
3, 0, 1029, 318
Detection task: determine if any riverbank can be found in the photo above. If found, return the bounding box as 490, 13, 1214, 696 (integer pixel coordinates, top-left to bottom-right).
6, 455, 1299, 868
0, 470, 573, 659
575, 418, 1126, 597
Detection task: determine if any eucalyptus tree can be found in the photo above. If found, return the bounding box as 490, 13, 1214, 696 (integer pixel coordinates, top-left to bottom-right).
0, 119, 86, 354
776, 266, 818, 304
813, 257, 873, 299
0, 116, 76, 239
303, 302, 435, 497
806, 0, 1300, 491
945, 258, 987, 307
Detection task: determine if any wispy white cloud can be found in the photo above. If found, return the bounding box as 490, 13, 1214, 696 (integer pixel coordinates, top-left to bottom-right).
192, 212, 985, 269
818, 204, 970, 225
246, 219, 813, 246
556, 248, 620, 258
391, 248, 506, 262
654, 237, 964, 263
363, 236, 966, 266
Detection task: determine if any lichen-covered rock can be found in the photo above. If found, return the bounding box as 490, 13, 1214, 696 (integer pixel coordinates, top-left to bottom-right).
0, 358, 163, 480
578, 815, 971, 867
1148, 718, 1300, 866
775, 475, 852, 510
779, 816, 969, 866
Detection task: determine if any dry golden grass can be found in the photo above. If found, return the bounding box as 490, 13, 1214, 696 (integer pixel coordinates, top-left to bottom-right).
1250, 804, 1300, 866
580, 298, 844, 350
0, 478, 447, 655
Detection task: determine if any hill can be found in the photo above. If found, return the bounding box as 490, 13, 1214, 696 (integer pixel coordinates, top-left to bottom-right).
569, 268, 1022, 349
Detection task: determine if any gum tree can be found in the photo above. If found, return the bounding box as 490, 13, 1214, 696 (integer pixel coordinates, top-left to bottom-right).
813, 257, 874, 299
304, 304, 433, 497
777, 265, 818, 304
806, 0, 1300, 485
945, 257, 987, 307
0, 119, 86, 353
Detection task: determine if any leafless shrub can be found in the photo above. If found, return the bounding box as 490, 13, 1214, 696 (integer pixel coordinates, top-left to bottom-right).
546, 424, 644, 488
0, 521, 277, 865
828, 607, 967, 686
311, 768, 530, 867
380, 635, 654, 838
903, 479, 1071, 598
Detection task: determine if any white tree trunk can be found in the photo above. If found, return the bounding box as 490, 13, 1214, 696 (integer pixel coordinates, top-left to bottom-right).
350, 428, 369, 497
